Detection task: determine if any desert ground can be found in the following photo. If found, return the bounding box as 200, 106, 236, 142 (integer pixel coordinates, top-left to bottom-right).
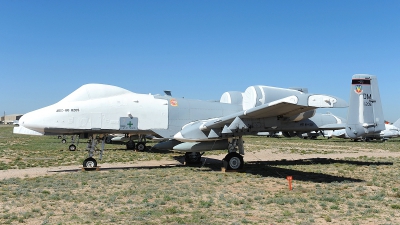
1, 125, 400, 224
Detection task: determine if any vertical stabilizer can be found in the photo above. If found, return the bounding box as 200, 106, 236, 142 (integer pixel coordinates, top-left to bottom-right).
345, 74, 385, 138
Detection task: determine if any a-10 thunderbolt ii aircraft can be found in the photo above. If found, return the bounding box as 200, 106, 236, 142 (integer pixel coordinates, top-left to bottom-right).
14, 81, 348, 170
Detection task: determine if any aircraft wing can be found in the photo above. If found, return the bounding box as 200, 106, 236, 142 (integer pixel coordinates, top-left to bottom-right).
201, 95, 346, 130
174, 94, 347, 142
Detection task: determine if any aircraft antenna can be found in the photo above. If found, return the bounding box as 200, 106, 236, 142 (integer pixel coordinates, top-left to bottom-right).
164, 90, 172, 96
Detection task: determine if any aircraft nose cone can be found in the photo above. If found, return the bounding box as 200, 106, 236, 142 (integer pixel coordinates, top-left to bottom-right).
19, 112, 32, 127
19, 110, 45, 132
18, 113, 31, 127
18, 115, 26, 126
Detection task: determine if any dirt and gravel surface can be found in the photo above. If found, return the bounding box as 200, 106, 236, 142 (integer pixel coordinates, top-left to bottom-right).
3, 148, 400, 180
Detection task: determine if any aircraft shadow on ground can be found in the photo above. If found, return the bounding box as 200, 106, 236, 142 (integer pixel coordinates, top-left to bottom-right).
49, 156, 393, 184
251, 158, 393, 166
244, 164, 363, 183
244, 157, 392, 183
183, 157, 393, 183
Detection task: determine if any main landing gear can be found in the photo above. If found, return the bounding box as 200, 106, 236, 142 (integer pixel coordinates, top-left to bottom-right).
222, 137, 244, 170
183, 137, 245, 170
59, 134, 80, 151
126, 135, 147, 151
223, 152, 244, 170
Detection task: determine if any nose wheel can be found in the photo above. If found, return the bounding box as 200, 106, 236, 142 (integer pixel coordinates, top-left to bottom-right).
83, 157, 97, 168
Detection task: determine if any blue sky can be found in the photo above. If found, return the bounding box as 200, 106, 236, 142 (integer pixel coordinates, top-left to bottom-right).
1, 0, 399, 122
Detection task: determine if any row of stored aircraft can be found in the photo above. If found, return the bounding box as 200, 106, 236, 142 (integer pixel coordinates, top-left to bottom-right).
261, 118, 400, 141
332, 119, 400, 141
14, 74, 390, 170
268, 115, 400, 141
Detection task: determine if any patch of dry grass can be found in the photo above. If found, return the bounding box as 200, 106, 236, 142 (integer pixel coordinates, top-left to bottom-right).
1, 160, 400, 224
1, 126, 400, 224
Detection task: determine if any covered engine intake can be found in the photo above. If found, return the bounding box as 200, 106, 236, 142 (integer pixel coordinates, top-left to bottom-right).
220, 85, 316, 121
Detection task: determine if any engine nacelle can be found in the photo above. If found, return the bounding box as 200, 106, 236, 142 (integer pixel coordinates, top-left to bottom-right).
220, 91, 243, 105
242, 85, 304, 110
220, 86, 316, 121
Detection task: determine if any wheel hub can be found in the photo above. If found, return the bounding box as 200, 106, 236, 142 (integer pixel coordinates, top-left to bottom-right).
229, 157, 240, 169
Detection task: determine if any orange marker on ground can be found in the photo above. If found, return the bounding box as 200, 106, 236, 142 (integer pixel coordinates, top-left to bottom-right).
286, 176, 293, 190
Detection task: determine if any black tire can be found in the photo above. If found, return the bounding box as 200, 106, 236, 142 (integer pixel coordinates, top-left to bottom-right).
62, 139, 67, 144
83, 157, 97, 168
136, 142, 146, 151
223, 152, 244, 170
126, 141, 135, 150
105, 137, 112, 144
69, 144, 76, 151
185, 152, 201, 164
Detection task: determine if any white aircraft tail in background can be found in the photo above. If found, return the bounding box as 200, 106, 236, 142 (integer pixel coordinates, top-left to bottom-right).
333, 74, 399, 141
344, 74, 385, 139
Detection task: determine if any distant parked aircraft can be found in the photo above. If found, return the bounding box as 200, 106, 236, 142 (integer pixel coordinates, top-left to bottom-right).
333, 119, 400, 141
279, 112, 345, 139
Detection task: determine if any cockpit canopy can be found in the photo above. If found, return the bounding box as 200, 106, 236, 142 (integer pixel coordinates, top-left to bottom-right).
58, 84, 132, 103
